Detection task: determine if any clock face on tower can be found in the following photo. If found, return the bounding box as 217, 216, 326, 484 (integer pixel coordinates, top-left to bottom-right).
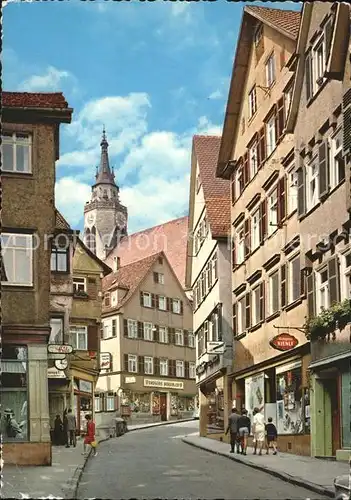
87, 213, 95, 225
116, 212, 126, 227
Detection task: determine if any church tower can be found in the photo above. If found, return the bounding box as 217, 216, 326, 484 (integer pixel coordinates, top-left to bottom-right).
83, 128, 128, 261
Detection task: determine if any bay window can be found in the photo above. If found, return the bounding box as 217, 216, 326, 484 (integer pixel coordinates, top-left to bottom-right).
70, 325, 88, 350
1, 133, 31, 173
1, 233, 33, 286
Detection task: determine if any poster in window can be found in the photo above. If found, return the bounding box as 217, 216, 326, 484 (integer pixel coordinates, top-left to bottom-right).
276, 364, 304, 435
245, 373, 265, 421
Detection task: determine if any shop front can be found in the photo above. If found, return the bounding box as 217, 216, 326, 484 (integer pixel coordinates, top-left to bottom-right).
232, 351, 311, 456
71, 373, 95, 433
48, 364, 70, 441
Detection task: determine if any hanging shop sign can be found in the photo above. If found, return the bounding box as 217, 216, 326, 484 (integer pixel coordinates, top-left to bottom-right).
270, 333, 299, 352
100, 352, 111, 370
79, 379, 93, 393
48, 344, 73, 354
48, 367, 66, 379
144, 379, 184, 390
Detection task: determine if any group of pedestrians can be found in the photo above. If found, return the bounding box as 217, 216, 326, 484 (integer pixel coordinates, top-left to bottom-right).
226, 407, 278, 456
52, 409, 97, 457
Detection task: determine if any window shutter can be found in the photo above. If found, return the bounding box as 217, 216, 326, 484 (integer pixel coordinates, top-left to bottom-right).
169, 327, 175, 344
138, 356, 144, 374
154, 357, 160, 376
325, 19, 333, 62
244, 218, 251, 258
124, 319, 128, 337
232, 303, 237, 336
87, 325, 99, 351
231, 173, 236, 204
245, 293, 251, 329
154, 325, 159, 343
259, 282, 265, 321
281, 264, 287, 308
297, 158, 306, 218
277, 97, 285, 139
259, 199, 267, 244
184, 361, 189, 379
318, 140, 329, 198
87, 277, 97, 299
184, 330, 189, 347
124, 354, 129, 372
258, 127, 266, 168
231, 237, 236, 270
243, 152, 249, 185
305, 52, 312, 102
138, 321, 143, 339
104, 293, 110, 307
328, 256, 340, 305
342, 89, 351, 155
153, 272, 158, 283
306, 272, 316, 318
169, 360, 175, 377
140, 291, 144, 306
300, 268, 306, 297
167, 297, 172, 311
151, 294, 157, 308
180, 301, 184, 315
277, 176, 286, 223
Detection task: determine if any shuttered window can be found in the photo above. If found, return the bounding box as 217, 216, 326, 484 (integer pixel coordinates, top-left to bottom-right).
318, 140, 329, 198
305, 52, 313, 102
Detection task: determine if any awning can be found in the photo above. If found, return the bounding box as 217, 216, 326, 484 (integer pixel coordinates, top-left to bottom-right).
309, 350, 351, 370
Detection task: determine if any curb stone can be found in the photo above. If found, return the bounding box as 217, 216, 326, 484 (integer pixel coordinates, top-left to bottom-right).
127, 418, 195, 432
181, 437, 335, 499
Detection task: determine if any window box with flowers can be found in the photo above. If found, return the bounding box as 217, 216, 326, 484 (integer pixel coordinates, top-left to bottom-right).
73, 289, 89, 299
304, 299, 351, 341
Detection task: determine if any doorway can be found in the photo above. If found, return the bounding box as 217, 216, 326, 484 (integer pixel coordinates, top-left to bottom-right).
160, 393, 167, 421
326, 378, 341, 455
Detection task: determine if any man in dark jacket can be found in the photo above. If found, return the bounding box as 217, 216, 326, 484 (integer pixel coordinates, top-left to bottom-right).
225, 408, 240, 453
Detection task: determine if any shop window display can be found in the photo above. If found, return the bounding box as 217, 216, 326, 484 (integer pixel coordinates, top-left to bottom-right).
130, 393, 151, 413
207, 387, 224, 433
276, 365, 307, 435
1, 345, 28, 441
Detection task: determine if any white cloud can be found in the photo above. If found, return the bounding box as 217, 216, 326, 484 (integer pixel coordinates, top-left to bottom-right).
208, 89, 223, 100
19, 66, 75, 92
55, 178, 91, 227
196, 116, 222, 136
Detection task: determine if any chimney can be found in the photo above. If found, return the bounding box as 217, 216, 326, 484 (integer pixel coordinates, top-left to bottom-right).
113, 256, 120, 272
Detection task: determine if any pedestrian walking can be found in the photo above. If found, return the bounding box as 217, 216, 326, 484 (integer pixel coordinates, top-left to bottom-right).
83, 414, 97, 457
225, 408, 240, 454
265, 417, 278, 455
237, 409, 251, 455
252, 407, 265, 455
66, 409, 77, 448
53, 415, 63, 445
63, 409, 69, 447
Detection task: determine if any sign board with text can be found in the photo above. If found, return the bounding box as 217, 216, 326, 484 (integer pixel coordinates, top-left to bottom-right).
144, 379, 184, 390
270, 333, 299, 352
79, 379, 93, 393
48, 344, 73, 354
48, 367, 66, 379
100, 352, 111, 370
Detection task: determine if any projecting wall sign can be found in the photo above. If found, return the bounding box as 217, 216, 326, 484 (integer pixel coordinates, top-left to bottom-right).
269, 333, 299, 352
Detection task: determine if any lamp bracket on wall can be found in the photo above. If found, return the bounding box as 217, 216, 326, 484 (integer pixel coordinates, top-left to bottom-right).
273, 324, 307, 334
257, 85, 271, 97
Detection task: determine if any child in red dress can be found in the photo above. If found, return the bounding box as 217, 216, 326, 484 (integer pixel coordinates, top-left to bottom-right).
83, 414, 97, 457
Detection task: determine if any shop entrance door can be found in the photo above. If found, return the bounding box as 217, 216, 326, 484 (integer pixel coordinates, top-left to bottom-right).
160, 393, 167, 421
326, 378, 341, 455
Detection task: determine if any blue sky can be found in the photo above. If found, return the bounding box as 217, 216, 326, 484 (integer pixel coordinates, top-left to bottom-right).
3, 0, 301, 234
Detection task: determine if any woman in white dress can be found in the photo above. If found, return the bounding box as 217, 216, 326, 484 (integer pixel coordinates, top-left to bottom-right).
252, 407, 265, 455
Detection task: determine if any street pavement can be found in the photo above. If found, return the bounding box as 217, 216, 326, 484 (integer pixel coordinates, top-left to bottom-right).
77, 421, 328, 500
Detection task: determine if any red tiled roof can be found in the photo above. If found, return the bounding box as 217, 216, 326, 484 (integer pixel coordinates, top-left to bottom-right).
193, 135, 231, 238
105, 216, 188, 287
245, 6, 301, 40
102, 252, 161, 311
2, 92, 69, 109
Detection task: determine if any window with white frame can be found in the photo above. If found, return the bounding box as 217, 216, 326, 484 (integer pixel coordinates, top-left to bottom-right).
268, 188, 278, 235
143, 322, 153, 341
142, 292, 152, 307
268, 271, 279, 315
317, 268, 329, 311
160, 358, 168, 376
284, 85, 293, 119
158, 295, 167, 310
127, 319, 138, 339
287, 168, 298, 214
155, 272, 164, 284
189, 362, 196, 379
94, 396, 102, 412
70, 326, 88, 351
211, 311, 220, 341
106, 394, 115, 411
330, 129, 345, 189
1, 233, 33, 286
172, 298, 181, 314
159, 326, 168, 343
73, 277, 86, 294
289, 255, 301, 303
249, 142, 258, 178
236, 165, 245, 196
236, 223, 245, 264
175, 329, 184, 346
188, 330, 195, 348
237, 296, 246, 335
176, 360, 184, 378
307, 158, 319, 211
314, 37, 325, 86
251, 207, 260, 250
342, 252, 351, 300
49, 317, 64, 344
1, 133, 32, 173
266, 115, 276, 157
112, 319, 117, 337
144, 356, 154, 375
248, 86, 257, 119
211, 253, 218, 282
128, 354, 138, 373
265, 53, 276, 87
252, 286, 261, 325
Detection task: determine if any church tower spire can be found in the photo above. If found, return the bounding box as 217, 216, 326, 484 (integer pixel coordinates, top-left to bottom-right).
83, 127, 128, 261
